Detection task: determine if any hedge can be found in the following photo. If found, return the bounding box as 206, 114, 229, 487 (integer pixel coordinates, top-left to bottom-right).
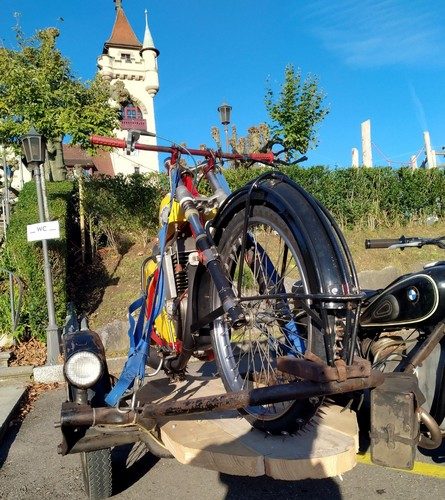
0, 180, 74, 342
224, 166, 445, 228
82, 167, 445, 253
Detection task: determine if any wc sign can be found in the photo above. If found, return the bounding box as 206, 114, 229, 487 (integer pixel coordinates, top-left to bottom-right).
27, 220, 60, 242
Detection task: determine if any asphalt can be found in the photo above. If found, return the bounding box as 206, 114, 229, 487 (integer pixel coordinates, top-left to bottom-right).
1, 374, 444, 499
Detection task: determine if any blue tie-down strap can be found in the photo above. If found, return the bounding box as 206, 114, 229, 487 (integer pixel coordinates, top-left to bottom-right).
256, 240, 305, 356
105, 266, 166, 407
105, 169, 179, 407
105, 295, 148, 406
105, 229, 168, 407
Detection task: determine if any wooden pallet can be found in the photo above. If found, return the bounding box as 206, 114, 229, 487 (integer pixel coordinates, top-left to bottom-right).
139, 372, 358, 480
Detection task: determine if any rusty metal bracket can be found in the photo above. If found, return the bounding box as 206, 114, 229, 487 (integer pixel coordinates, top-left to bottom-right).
370, 372, 423, 470
277, 354, 371, 383
60, 371, 384, 428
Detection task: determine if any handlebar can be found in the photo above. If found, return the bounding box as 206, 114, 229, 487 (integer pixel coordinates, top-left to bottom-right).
90, 135, 275, 164
365, 238, 404, 249
365, 236, 445, 250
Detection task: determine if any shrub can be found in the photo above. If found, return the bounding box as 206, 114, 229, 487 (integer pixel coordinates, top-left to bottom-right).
82, 167, 445, 244
84, 173, 168, 252
0, 180, 73, 341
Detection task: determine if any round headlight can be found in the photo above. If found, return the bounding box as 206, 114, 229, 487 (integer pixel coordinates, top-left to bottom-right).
65, 351, 102, 388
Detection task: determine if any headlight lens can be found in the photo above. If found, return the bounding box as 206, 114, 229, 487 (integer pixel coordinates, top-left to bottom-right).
65, 351, 102, 388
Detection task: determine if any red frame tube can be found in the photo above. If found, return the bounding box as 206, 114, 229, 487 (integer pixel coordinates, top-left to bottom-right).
90, 135, 275, 163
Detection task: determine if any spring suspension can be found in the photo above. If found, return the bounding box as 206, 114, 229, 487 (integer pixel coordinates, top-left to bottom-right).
334, 318, 346, 359
370, 335, 406, 364
172, 251, 189, 295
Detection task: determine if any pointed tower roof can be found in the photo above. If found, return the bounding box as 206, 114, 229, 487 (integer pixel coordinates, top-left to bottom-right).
141, 9, 159, 57
103, 1, 142, 53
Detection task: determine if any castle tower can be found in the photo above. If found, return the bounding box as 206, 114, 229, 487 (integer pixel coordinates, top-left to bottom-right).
97, 0, 160, 174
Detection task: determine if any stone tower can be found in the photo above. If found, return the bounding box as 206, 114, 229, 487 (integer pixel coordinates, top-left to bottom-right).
97, 0, 160, 173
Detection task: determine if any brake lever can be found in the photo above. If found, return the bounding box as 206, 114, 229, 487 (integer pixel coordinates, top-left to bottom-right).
126, 129, 157, 155
432, 237, 445, 249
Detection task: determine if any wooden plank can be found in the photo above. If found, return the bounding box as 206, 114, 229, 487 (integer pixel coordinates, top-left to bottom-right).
140, 370, 358, 480
160, 418, 265, 476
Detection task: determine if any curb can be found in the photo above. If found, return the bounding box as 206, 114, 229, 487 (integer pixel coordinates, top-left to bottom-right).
0, 380, 28, 442
0, 365, 34, 381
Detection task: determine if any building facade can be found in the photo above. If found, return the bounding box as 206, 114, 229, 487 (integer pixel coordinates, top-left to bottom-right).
97, 0, 160, 174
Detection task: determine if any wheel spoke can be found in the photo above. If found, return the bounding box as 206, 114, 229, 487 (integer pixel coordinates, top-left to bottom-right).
212, 210, 320, 428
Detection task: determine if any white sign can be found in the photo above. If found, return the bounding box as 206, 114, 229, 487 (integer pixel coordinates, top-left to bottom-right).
27, 220, 60, 242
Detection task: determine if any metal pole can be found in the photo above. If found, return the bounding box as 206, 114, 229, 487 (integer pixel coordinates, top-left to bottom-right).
2, 146, 10, 225
33, 164, 59, 365
39, 164, 50, 221
19, 156, 24, 190
224, 125, 229, 152
2, 146, 15, 343
1, 198, 5, 237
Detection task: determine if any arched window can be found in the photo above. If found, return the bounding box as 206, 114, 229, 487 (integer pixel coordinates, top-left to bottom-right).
122, 103, 143, 121
120, 101, 146, 131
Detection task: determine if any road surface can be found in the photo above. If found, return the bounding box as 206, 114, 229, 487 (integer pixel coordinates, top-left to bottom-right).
0, 386, 444, 499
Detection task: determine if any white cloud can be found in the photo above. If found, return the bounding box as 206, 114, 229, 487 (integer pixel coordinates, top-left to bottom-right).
302, 0, 444, 68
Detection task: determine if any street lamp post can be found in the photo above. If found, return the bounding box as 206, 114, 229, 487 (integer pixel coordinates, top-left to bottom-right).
2, 144, 15, 343
2, 145, 11, 226
21, 127, 59, 365
217, 102, 232, 151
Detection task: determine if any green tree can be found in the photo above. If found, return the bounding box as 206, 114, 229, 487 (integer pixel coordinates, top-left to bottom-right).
265, 64, 329, 160
0, 27, 119, 180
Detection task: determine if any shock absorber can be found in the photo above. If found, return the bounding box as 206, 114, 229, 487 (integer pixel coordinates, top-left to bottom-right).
171, 250, 189, 295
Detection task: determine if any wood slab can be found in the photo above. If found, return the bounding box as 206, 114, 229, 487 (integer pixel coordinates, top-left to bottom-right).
138, 373, 358, 480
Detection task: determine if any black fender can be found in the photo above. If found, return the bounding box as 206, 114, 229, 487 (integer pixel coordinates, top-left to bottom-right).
193, 172, 360, 323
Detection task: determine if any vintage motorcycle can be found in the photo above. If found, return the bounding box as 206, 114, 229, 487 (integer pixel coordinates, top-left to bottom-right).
58, 131, 436, 498
356, 236, 445, 437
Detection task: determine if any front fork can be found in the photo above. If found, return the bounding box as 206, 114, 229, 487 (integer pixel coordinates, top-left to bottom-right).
174, 172, 246, 329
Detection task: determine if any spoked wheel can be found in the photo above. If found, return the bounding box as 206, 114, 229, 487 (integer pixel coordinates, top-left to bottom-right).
211, 206, 324, 434
81, 448, 112, 499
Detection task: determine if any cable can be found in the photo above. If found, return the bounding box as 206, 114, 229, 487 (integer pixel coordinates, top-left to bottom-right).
371, 141, 425, 167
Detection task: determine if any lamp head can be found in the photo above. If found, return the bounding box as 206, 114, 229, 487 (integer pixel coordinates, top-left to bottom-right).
217, 103, 232, 126
20, 127, 45, 168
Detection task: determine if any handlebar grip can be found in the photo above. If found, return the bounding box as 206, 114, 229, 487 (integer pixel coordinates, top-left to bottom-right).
248, 152, 275, 163
365, 238, 401, 249
90, 135, 126, 148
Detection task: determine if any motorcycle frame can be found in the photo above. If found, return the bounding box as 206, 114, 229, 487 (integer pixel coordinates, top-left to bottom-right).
90, 134, 364, 371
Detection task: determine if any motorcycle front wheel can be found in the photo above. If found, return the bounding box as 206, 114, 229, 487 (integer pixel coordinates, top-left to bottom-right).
211, 205, 324, 434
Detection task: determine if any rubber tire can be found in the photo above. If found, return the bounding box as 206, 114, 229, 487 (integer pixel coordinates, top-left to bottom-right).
81, 448, 112, 499
211, 205, 323, 434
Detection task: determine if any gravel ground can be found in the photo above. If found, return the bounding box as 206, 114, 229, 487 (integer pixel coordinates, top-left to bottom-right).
0, 386, 444, 500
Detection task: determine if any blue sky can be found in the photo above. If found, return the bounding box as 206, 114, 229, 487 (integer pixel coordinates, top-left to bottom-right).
1, 0, 444, 167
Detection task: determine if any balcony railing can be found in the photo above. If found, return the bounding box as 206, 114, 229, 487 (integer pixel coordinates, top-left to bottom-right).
120, 119, 147, 131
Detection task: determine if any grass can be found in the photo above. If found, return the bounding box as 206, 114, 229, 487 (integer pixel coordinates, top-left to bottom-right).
86, 243, 145, 330
88, 221, 445, 329
345, 221, 445, 274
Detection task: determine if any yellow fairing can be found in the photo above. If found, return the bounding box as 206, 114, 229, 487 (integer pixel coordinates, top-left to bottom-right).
159, 193, 217, 227
159, 194, 186, 224
154, 309, 176, 344
143, 257, 177, 344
